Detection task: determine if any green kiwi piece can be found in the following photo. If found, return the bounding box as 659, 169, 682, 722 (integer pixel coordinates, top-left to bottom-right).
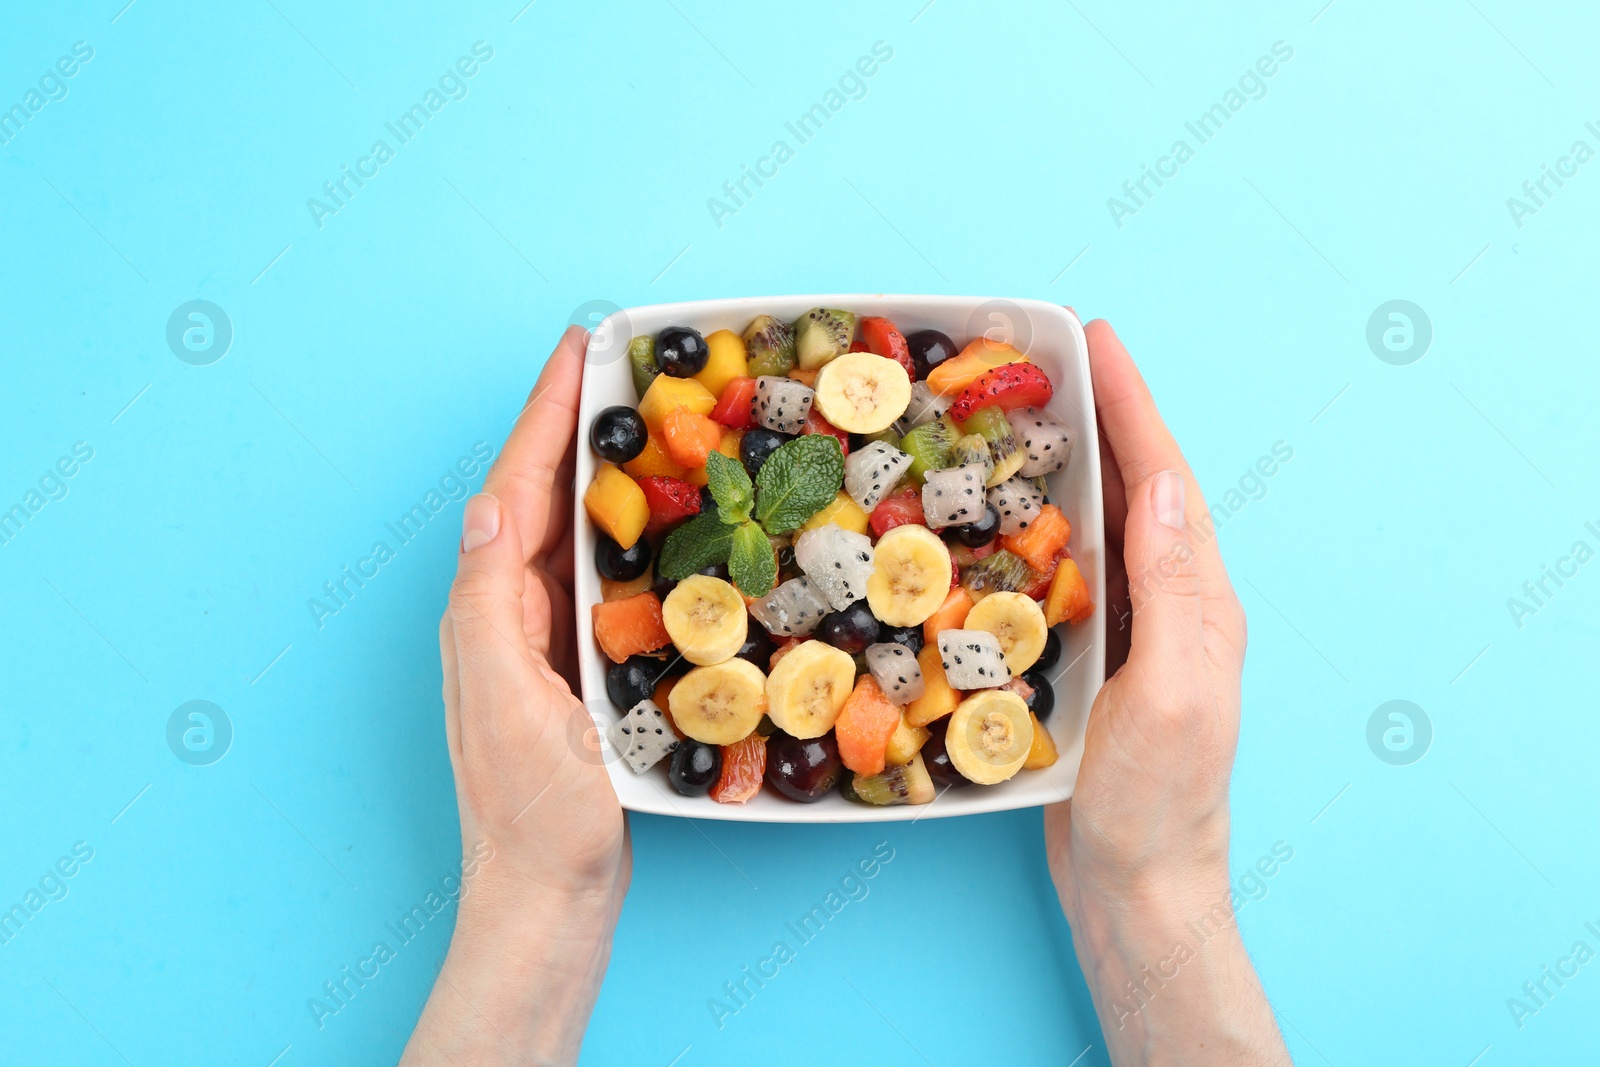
793, 308, 856, 371
961, 549, 1036, 598
897, 415, 959, 484
957, 406, 1025, 487
953, 433, 994, 483
743, 315, 796, 377
852, 753, 935, 805
628, 335, 659, 399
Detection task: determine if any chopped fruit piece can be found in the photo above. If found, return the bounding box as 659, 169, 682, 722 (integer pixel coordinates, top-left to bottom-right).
710, 376, 758, 429
905, 643, 960, 727
662, 407, 725, 468
764, 730, 842, 801
945, 690, 1032, 784
663, 575, 749, 666
884, 712, 931, 766
922, 586, 974, 648
744, 315, 797, 377
799, 491, 870, 535
834, 676, 903, 777
622, 432, 690, 481
584, 463, 649, 550
925, 340, 1028, 396
897, 415, 959, 483
638, 375, 716, 432
695, 329, 748, 399
591, 591, 670, 663
711, 732, 768, 803
957, 406, 1025, 487
608, 699, 679, 774
651, 672, 682, 717
860, 316, 916, 380
813, 352, 912, 435
769, 635, 810, 670
849, 338, 870, 352
601, 569, 653, 602
788, 367, 819, 387
628, 335, 660, 399
1022, 712, 1058, 770
1001, 503, 1071, 572
963, 591, 1048, 674
637, 475, 701, 537
1021, 558, 1057, 601
669, 658, 767, 744
850, 752, 935, 805
960, 549, 1037, 601
870, 485, 927, 537
1044, 558, 1094, 625
794, 308, 856, 371
949, 363, 1054, 423
765, 640, 856, 738
803, 407, 851, 455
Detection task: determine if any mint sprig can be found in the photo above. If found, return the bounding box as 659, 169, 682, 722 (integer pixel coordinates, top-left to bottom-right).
656, 432, 845, 597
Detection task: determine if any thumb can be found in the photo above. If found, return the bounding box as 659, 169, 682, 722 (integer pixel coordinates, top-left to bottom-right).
448, 493, 533, 708
1123, 470, 1205, 674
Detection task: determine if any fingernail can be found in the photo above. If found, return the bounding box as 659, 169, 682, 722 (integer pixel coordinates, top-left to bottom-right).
1153, 471, 1185, 530
461, 494, 500, 552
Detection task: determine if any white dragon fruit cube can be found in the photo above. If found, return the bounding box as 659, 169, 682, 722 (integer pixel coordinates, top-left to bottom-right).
937, 629, 1011, 689
749, 576, 831, 636
921, 465, 986, 528
866, 642, 925, 703
607, 700, 679, 774
1007, 407, 1076, 478
754, 376, 814, 435
794, 524, 874, 611
844, 440, 913, 513
987, 475, 1043, 536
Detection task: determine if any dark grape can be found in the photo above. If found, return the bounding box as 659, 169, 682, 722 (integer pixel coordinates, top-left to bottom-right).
765, 731, 842, 802
588, 405, 647, 463
922, 720, 972, 788
942, 504, 1000, 548
881, 625, 924, 655
696, 561, 730, 581
595, 535, 650, 581
606, 655, 667, 710
699, 485, 717, 514
734, 626, 777, 670
657, 326, 709, 377
650, 571, 677, 600
907, 329, 960, 380
740, 429, 791, 478
669, 740, 721, 796
1019, 670, 1055, 721
818, 601, 880, 655
1033, 628, 1062, 673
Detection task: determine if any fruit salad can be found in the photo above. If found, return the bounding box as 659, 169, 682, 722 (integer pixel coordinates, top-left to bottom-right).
583, 309, 1095, 807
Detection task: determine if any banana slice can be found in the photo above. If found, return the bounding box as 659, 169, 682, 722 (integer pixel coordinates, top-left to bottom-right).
813, 352, 913, 434
946, 690, 1033, 784
963, 591, 1048, 674
669, 658, 768, 745
662, 575, 748, 665
765, 640, 856, 738
866, 524, 953, 627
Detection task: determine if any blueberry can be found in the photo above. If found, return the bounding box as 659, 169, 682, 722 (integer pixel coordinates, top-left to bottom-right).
942, 503, 1000, 548
696, 561, 730, 581
606, 655, 667, 710
595, 534, 650, 581
1019, 670, 1055, 721
669, 739, 721, 796
699, 485, 717, 514
589, 405, 647, 463
657, 326, 709, 377
881, 625, 924, 655
907, 329, 960, 381
1033, 628, 1062, 672
818, 600, 880, 655
740, 429, 791, 478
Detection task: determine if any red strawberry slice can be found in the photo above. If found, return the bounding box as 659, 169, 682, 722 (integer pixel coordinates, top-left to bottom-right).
868, 485, 925, 537
860, 316, 916, 381
849, 338, 870, 352
948, 363, 1054, 423
637, 476, 701, 536
803, 408, 849, 456
710, 376, 757, 429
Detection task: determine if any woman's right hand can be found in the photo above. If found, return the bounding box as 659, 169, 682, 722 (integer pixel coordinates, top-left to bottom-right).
1044, 319, 1290, 1065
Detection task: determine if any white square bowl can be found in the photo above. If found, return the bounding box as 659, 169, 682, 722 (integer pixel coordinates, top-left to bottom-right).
575, 295, 1105, 823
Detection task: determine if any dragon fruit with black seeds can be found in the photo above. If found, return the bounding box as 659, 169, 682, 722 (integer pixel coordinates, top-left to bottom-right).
921, 465, 986, 528
1006, 407, 1075, 478
936, 629, 1011, 689
794, 524, 875, 611
866, 642, 925, 703
754, 376, 815, 435
607, 699, 679, 774
987, 475, 1043, 536
843, 440, 913, 513
749, 576, 830, 636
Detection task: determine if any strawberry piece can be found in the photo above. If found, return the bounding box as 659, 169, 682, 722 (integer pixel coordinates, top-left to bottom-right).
803, 408, 850, 456
710, 376, 757, 429
860, 316, 916, 381
868, 485, 925, 537
637, 475, 701, 536
849, 338, 870, 352
948, 363, 1054, 423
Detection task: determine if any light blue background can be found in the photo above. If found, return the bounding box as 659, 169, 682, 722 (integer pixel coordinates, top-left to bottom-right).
3, 0, 1596, 1064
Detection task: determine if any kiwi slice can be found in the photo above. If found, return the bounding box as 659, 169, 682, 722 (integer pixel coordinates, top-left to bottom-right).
957, 406, 1025, 487
897, 414, 958, 484
961, 549, 1035, 599
628, 335, 659, 399
953, 433, 994, 483
793, 308, 856, 371
851, 752, 935, 805
744, 315, 796, 377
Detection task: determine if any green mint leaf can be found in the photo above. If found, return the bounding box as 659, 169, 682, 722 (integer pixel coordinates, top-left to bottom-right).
657, 511, 735, 580
705, 450, 754, 526
728, 521, 778, 598
754, 434, 845, 534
